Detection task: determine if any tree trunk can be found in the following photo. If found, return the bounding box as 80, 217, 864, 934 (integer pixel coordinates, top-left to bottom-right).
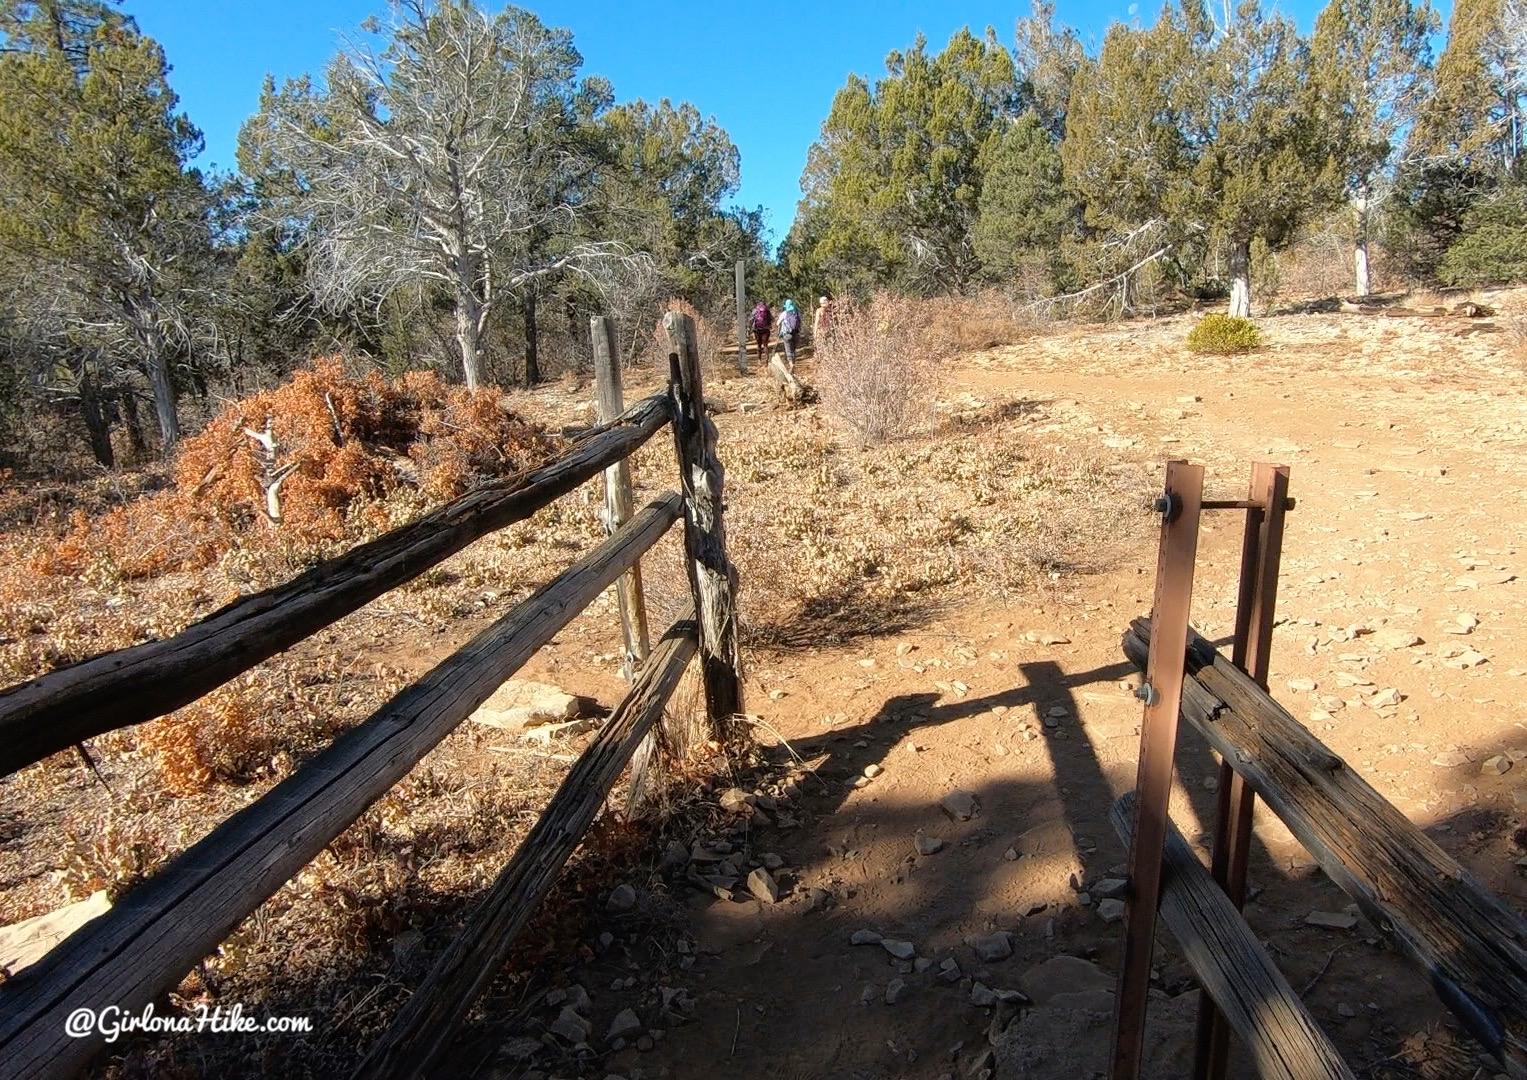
454, 284, 483, 391
119, 391, 147, 461
78, 371, 114, 469
1353, 189, 1372, 298
523, 289, 541, 388
1227, 239, 1252, 318
143, 347, 180, 451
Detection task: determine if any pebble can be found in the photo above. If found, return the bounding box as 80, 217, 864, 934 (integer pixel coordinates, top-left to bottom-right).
1481, 755, 1513, 776
970, 982, 997, 1007
850, 929, 883, 946
939, 957, 963, 984
1368, 688, 1403, 708
605, 884, 637, 913
970, 931, 1013, 962
1093, 877, 1128, 900
1305, 911, 1358, 930
607, 1008, 642, 1042
1287, 677, 1317, 693
1097, 899, 1125, 923
885, 978, 907, 1005
882, 939, 917, 960
915, 833, 945, 856
549, 1006, 592, 1043
941, 790, 980, 821
746, 868, 780, 904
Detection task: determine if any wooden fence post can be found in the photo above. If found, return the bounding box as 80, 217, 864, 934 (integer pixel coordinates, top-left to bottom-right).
590, 316, 651, 679
663, 310, 744, 742
734, 258, 748, 375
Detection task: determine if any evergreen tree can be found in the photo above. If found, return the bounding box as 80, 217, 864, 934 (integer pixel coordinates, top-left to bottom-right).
1418, 0, 1526, 170
800, 29, 1019, 294
1064, 0, 1334, 316
1311, 0, 1437, 295
972, 111, 1076, 292
0, 1, 209, 450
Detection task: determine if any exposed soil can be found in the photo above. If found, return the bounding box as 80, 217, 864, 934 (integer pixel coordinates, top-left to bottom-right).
3, 296, 1525, 1080
578, 301, 1527, 1080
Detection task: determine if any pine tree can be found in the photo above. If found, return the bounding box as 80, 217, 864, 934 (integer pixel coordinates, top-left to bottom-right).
1311, 0, 1437, 295
1418, 0, 1526, 170
0, 2, 209, 450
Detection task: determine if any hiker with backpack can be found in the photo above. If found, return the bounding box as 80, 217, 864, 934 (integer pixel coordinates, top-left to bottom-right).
779, 299, 802, 370
750, 300, 772, 365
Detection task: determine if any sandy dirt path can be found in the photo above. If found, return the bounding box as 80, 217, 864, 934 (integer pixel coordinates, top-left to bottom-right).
506, 308, 1526, 1080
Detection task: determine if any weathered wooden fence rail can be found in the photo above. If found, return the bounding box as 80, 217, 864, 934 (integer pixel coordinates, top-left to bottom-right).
0, 312, 741, 1080
1122, 617, 1527, 1077
0, 393, 671, 777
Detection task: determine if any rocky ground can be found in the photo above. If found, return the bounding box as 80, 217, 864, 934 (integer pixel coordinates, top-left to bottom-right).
469, 298, 1526, 1080
3, 294, 1525, 1079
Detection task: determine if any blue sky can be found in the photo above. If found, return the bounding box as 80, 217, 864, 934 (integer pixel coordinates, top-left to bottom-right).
131, 0, 1449, 249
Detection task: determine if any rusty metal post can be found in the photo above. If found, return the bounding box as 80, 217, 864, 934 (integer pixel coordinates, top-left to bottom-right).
1193, 461, 1291, 1080
1110, 460, 1204, 1080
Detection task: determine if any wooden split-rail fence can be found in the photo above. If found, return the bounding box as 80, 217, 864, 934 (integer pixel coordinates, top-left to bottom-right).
0, 312, 742, 1079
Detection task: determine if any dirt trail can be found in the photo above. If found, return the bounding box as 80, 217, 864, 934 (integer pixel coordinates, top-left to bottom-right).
576, 309, 1527, 1080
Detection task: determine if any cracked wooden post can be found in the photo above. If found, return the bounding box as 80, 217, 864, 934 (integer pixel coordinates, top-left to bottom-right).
663, 310, 743, 749
591, 316, 652, 680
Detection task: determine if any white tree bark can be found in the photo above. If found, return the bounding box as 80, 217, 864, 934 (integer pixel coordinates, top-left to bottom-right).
1227, 239, 1252, 318
1352, 188, 1372, 298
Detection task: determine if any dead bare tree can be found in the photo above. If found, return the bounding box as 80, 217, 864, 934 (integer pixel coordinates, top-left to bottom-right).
245, 0, 645, 390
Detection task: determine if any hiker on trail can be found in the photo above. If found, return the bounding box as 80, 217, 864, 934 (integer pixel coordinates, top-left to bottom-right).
751, 301, 772, 365
779, 299, 802, 369
812, 295, 833, 345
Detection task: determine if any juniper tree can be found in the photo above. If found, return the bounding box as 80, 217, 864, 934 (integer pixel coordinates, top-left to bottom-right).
972, 111, 1076, 292
1311, 0, 1437, 295
1418, 0, 1526, 170
1064, 0, 1333, 317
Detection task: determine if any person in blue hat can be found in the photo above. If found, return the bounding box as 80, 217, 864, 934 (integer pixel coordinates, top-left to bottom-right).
778, 299, 802, 370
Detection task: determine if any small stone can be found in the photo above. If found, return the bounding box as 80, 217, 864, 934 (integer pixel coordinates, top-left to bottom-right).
1446, 649, 1489, 669
970, 932, 1013, 962
718, 787, 755, 813
915, 957, 934, 973
864, 763, 883, 779
1371, 629, 1422, 650
746, 868, 780, 904
1368, 688, 1403, 708
860, 984, 877, 1005
970, 982, 997, 1007
607, 1008, 642, 1042
850, 929, 883, 946
605, 884, 636, 913
1287, 677, 1317, 693
1097, 899, 1125, 923
550, 1006, 592, 1043
1093, 877, 1128, 900
1336, 1003, 1357, 1019
941, 790, 980, 821
1003, 847, 1018, 861
882, 939, 917, 960
1432, 750, 1471, 767
1305, 911, 1358, 930
637, 1035, 654, 1052
939, 957, 963, 983
1481, 755, 1513, 776
916, 833, 945, 855
886, 978, 907, 1004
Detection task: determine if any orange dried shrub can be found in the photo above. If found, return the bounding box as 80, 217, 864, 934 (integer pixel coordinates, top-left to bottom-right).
35, 358, 555, 582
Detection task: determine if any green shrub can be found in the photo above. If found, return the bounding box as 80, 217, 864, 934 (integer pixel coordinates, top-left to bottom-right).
1439, 185, 1527, 287
1186, 314, 1261, 354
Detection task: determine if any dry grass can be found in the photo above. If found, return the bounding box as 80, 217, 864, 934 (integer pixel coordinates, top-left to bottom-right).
0, 338, 1149, 1074
815, 292, 943, 443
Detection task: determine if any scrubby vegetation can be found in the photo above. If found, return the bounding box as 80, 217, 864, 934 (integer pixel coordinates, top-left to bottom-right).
1186, 314, 1263, 355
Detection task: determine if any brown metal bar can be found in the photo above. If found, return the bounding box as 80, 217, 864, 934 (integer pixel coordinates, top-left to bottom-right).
1201, 497, 1296, 511
1194, 462, 1291, 1080
1109, 460, 1204, 1080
